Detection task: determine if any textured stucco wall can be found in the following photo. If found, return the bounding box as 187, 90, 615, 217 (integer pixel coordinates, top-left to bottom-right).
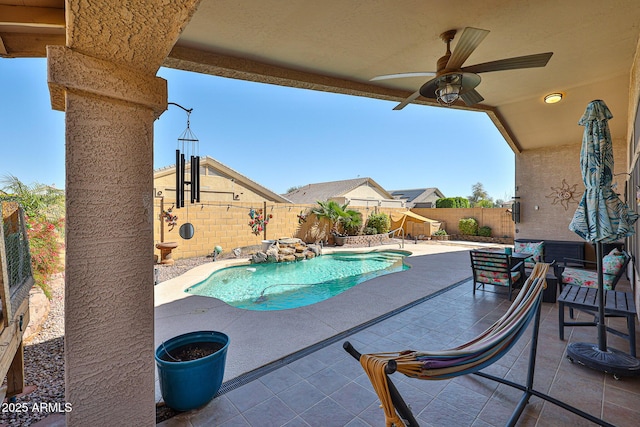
64, 91, 157, 426
515, 138, 627, 243
48, 1, 202, 425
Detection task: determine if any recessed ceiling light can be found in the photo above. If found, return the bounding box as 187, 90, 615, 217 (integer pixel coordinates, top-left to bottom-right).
544, 93, 563, 104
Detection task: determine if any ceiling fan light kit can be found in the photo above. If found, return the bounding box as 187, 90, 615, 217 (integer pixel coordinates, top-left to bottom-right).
371, 27, 553, 109
435, 74, 462, 105
544, 93, 563, 104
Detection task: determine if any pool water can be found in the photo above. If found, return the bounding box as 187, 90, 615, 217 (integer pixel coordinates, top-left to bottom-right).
185, 250, 411, 311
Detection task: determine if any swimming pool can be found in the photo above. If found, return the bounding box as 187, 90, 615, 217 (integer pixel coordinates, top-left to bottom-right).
185, 250, 411, 311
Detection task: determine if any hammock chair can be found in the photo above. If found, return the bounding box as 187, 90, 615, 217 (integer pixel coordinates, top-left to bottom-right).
344, 263, 616, 427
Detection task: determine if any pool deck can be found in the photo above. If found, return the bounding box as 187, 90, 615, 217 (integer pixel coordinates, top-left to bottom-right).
154, 241, 490, 402
154, 240, 640, 427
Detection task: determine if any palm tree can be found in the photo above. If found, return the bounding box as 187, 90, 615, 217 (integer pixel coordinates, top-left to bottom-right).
312, 200, 345, 235
312, 200, 362, 236
341, 209, 363, 236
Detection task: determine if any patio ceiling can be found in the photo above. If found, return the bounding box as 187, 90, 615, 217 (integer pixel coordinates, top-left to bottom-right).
2, 1, 640, 153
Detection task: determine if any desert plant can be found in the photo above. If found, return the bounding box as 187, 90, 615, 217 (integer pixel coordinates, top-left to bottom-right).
432, 229, 447, 236
458, 218, 479, 235
312, 200, 345, 235
366, 213, 390, 235
341, 209, 363, 236
478, 226, 492, 237
312, 200, 361, 236
363, 226, 378, 235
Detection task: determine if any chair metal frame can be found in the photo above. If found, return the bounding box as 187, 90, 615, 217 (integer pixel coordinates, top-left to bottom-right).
344, 275, 616, 427
470, 250, 525, 301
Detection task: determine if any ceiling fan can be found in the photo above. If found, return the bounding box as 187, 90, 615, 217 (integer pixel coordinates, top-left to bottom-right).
371, 27, 553, 109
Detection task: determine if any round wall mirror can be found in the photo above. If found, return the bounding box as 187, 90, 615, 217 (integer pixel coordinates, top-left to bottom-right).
179, 223, 194, 240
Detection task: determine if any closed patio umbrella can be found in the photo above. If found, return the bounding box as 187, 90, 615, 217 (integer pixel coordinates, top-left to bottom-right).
568, 99, 640, 376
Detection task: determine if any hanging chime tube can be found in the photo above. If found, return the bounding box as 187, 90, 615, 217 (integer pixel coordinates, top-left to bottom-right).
175, 149, 182, 208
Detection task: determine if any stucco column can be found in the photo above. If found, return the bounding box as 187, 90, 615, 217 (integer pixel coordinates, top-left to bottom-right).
48, 46, 166, 426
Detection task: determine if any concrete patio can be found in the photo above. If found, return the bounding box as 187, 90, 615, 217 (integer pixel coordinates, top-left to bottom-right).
155, 243, 640, 426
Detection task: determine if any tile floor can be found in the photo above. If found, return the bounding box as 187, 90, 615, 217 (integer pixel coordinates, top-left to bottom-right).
158, 278, 640, 427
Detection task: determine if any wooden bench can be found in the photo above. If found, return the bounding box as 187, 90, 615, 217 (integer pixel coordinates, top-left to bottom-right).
558, 285, 637, 357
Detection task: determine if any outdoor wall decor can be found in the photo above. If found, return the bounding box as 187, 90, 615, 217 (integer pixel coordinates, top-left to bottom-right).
546, 179, 580, 210
248, 208, 272, 235
161, 206, 178, 231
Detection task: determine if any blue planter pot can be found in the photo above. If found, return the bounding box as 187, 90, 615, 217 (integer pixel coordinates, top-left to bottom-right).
155, 331, 229, 411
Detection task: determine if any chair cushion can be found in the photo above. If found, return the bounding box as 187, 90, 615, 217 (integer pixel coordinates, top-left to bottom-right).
560, 250, 625, 290
476, 270, 521, 287
602, 248, 625, 276
514, 241, 544, 269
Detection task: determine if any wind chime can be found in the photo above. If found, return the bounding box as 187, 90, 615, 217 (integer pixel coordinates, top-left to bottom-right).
169, 102, 201, 239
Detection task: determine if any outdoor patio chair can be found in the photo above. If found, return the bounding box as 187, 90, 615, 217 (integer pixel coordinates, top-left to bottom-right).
343, 263, 616, 427
554, 248, 630, 292
470, 250, 525, 301
555, 249, 629, 321
555, 249, 635, 355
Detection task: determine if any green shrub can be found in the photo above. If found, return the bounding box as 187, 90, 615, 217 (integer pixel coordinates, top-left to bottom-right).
458, 218, 479, 235
432, 229, 447, 236
475, 199, 494, 208
363, 226, 378, 235
435, 198, 454, 208
454, 197, 471, 208
366, 213, 390, 234
478, 226, 492, 237
435, 197, 470, 208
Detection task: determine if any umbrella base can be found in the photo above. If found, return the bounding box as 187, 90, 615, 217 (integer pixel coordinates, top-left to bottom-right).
567, 342, 640, 378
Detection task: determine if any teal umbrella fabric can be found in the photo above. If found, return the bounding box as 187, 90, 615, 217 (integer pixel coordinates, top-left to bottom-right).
569, 100, 638, 242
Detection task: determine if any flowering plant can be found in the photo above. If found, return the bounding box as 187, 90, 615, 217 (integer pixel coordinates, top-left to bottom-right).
26, 216, 64, 298
248, 208, 272, 235
161, 207, 178, 231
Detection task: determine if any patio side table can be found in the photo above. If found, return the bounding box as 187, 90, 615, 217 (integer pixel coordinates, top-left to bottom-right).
558, 285, 637, 357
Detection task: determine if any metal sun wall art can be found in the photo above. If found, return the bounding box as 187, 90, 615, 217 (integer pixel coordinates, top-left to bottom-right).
546, 179, 580, 210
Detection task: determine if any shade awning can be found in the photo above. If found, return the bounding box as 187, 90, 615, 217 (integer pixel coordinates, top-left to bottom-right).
391, 211, 439, 223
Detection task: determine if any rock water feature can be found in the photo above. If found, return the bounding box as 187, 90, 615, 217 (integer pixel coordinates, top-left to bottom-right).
250, 238, 321, 263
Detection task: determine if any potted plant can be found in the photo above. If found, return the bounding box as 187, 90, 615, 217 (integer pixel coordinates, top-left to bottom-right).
155, 331, 230, 411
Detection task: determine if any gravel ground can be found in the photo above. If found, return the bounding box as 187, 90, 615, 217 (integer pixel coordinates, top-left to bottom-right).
0, 273, 65, 427
0, 257, 217, 427
155, 255, 214, 284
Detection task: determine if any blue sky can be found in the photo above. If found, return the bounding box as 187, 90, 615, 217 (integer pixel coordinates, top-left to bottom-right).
1, 58, 514, 201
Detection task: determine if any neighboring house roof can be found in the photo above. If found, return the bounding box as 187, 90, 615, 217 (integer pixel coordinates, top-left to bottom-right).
155, 155, 292, 203
390, 188, 445, 207
284, 177, 394, 204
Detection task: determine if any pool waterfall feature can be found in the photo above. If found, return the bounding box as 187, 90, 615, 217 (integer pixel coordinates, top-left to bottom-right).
186, 249, 411, 311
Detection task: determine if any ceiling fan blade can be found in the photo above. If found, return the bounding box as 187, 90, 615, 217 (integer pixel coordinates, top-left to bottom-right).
460, 89, 484, 106
393, 90, 422, 110
446, 27, 490, 69
462, 52, 553, 73
371, 72, 436, 81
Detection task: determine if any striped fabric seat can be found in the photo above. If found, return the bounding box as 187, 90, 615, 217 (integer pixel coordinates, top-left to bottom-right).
470, 250, 525, 301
